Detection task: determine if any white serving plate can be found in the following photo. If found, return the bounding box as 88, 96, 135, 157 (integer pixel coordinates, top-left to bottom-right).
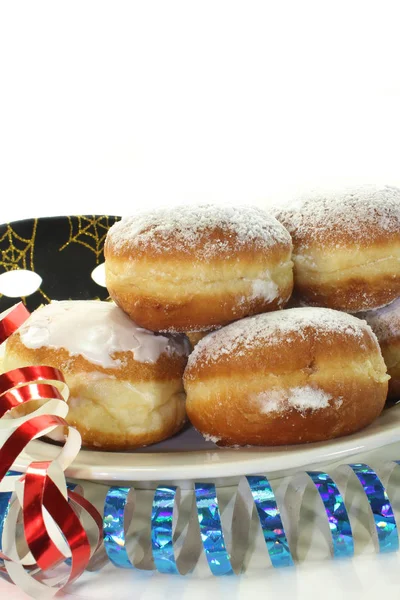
13, 402, 400, 485
3, 215, 400, 486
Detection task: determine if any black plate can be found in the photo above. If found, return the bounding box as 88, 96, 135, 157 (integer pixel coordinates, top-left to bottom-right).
0, 215, 120, 311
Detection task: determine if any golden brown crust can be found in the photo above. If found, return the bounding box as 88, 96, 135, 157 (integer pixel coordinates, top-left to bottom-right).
104, 206, 294, 332
186, 377, 386, 446
274, 186, 400, 312
284, 241, 400, 312
287, 243, 400, 312
184, 321, 381, 380
293, 276, 400, 313
107, 280, 293, 332
287, 242, 400, 312
184, 314, 389, 446
105, 253, 293, 332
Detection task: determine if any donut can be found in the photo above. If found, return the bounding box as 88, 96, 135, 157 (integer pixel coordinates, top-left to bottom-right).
104, 204, 293, 332
274, 185, 400, 312
358, 298, 400, 400
3, 300, 190, 449
184, 307, 388, 446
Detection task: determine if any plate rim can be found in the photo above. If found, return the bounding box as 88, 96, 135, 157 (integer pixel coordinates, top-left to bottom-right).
13, 403, 400, 482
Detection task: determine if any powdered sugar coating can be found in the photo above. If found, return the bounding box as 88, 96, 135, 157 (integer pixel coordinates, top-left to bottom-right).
250, 274, 278, 302
202, 433, 222, 444
107, 204, 291, 259
275, 184, 400, 249
256, 386, 332, 414
358, 297, 400, 343
187, 307, 376, 366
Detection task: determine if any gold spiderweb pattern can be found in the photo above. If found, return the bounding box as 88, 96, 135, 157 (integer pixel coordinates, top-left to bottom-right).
59, 216, 117, 264
0, 220, 50, 303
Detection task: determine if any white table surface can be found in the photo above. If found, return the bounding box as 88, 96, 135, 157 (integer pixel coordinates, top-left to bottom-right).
2, 1, 400, 597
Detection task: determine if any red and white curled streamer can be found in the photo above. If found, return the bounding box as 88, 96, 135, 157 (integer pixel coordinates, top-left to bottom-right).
0, 303, 102, 599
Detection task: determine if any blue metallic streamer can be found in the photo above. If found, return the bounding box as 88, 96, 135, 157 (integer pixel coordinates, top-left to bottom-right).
0, 489, 12, 565
2, 465, 398, 576
0, 471, 21, 565
103, 486, 133, 569
64, 482, 79, 567
246, 475, 293, 567
194, 482, 233, 576
306, 471, 354, 558
151, 486, 179, 574
350, 463, 399, 553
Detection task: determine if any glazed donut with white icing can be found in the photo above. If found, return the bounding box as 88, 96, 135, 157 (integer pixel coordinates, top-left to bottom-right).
3, 300, 190, 449
104, 204, 293, 332
274, 185, 400, 312
184, 307, 389, 446
358, 298, 400, 400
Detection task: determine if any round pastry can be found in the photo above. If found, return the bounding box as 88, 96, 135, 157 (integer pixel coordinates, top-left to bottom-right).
274, 185, 400, 312
184, 307, 389, 446
358, 298, 400, 400
104, 204, 293, 332
3, 300, 190, 449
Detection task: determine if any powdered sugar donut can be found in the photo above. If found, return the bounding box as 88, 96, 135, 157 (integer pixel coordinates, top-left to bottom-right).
3, 300, 190, 449
184, 307, 388, 446
104, 205, 293, 332
358, 298, 400, 400
275, 185, 400, 312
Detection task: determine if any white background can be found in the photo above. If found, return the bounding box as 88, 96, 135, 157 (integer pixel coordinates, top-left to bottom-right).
2, 1, 400, 598
2, 1, 400, 221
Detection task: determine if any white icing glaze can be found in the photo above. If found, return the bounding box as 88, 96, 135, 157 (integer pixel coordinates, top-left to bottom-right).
358, 297, 400, 342
275, 184, 400, 248
188, 307, 377, 366
17, 300, 190, 367
256, 386, 332, 415
107, 204, 291, 259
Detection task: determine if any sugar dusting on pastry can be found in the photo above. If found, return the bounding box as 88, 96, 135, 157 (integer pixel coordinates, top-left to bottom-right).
358, 297, 400, 342
188, 306, 377, 366
17, 300, 189, 368
250, 273, 279, 302
256, 386, 332, 415
275, 184, 400, 248
107, 204, 291, 258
